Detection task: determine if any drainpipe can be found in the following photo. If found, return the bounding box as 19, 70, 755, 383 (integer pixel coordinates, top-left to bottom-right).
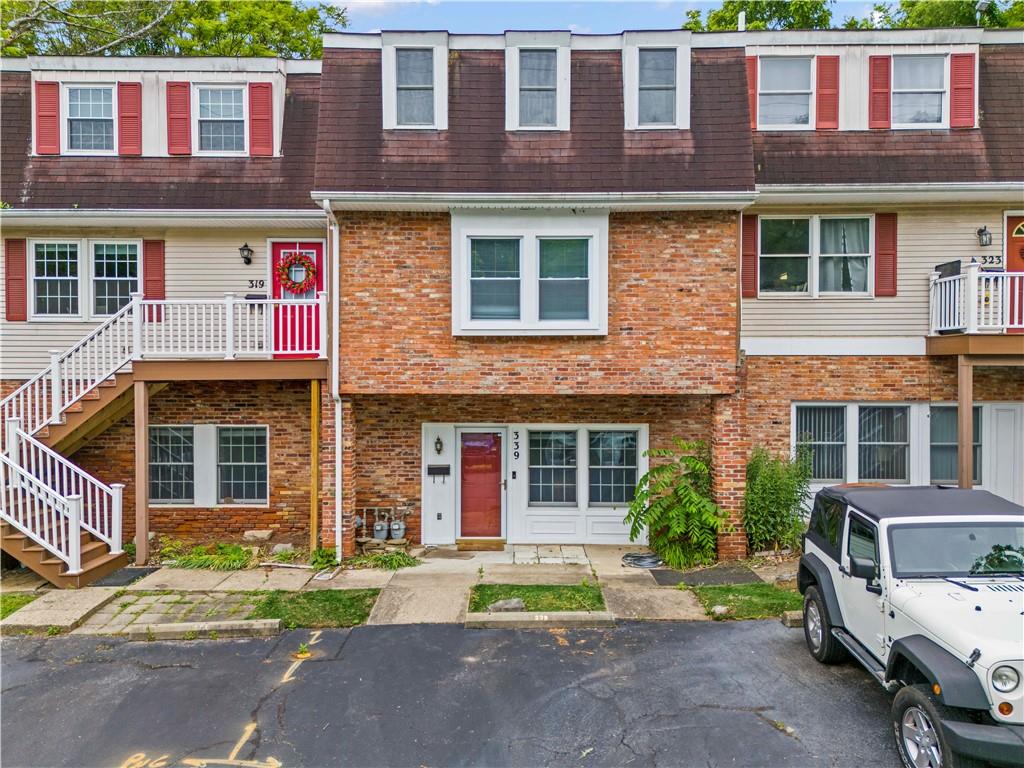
321, 198, 344, 564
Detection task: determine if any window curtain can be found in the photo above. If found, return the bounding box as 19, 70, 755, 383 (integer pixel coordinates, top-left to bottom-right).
819, 218, 869, 293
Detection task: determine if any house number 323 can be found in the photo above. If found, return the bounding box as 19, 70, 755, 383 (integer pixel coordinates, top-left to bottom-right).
513, 431, 520, 461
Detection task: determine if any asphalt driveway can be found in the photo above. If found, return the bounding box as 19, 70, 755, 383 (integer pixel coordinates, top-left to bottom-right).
1, 620, 897, 767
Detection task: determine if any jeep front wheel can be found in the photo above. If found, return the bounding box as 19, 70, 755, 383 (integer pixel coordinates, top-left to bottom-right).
802, 586, 846, 664
891, 685, 982, 768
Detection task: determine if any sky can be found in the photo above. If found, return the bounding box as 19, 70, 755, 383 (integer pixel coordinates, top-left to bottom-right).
339, 0, 877, 34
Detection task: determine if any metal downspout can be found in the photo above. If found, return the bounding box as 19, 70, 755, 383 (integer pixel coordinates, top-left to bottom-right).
321, 199, 343, 563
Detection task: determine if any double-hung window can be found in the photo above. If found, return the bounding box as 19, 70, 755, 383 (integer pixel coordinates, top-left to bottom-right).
382, 34, 447, 130
588, 431, 638, 505
638, 49, 677, 126
32, 242, 80, 317
929, 406, 981, 485
518, 49, 558, 127
92, 242, 139, 315
795, 404, 909, 485
149, 427, 195, 504
796, 405, 847, 483
858, 406, 910, 484
66, 86, 114, 152
29, 239, 141, 320
395, 48, 435, 126
197, 86, 245, 153
758, 58, 812, 129
759, 216, 872, 297
217, 427, 268, 504
506, 36, 569, 131
892, 56, 945, 128
528, 431, 578, 505
453, 213, 607, 335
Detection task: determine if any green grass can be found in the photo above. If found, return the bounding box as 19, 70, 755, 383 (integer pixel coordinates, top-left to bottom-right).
469, 583, 605, 613
247, 589, 379, 628
344, 551, 420, 571
172, 543, 255, 571
0, 593, 39, 619
687, 582, 803, 620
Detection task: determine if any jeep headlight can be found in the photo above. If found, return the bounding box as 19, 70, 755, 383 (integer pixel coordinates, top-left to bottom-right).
992, 666, 1021, 693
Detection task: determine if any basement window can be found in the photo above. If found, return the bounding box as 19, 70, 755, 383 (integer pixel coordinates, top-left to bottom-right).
149, 427, 195, 504
217, 427, 268, 504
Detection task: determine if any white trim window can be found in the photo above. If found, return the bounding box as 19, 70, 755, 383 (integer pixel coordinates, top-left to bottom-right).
528, 430, 578, 506
451, 211, 608, 335
149, 426, 196, 505
758, 57, 813, 129
64, 84, 115, 154
588, 430, 639, 506
858, 405, 910, 484
505, 33, 570, 131
28, 238, 142, 320
929, 405, 981, 485
795, 405, 846, 483
623, 36, 691, 130
194, 84, 247, 155
217, 426, 268, 504
381, 33, 448, 130
758, 215, 873, 297
892, 55, 946, 129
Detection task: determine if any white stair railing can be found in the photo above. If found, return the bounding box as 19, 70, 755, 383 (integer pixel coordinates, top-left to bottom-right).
0, 452, 83, 574
4, 418, 122, 554
929, 264, 1024, 334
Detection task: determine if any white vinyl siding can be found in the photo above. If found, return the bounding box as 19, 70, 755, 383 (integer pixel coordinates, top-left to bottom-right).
741, 207, 1004, 339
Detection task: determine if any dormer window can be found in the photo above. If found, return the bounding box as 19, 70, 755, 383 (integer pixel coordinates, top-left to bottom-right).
395, 49, 435, 126
758, 57, 812, 129
892, 55, 944, 127
505, 33, 570, 131
518, 49, 557, 127
382, 32, 448, 130
638, 49, 676, 126
66, 86, 114, 152
622, 33, 691, 130
196, 86, 246, 153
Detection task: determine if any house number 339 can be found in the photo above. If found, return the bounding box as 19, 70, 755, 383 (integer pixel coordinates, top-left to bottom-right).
513, 431, 520, 461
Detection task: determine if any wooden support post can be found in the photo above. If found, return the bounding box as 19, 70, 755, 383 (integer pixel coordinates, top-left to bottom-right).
134, 380, 150, 564
310, 379, 320, 553
957, 355, 974, 489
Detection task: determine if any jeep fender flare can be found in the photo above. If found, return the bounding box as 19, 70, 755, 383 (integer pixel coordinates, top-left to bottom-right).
886, 635, 990, 711
798, 554, 845, 629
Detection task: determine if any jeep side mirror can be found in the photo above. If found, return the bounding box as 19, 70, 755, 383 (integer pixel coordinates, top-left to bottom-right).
850, 557, 877, 581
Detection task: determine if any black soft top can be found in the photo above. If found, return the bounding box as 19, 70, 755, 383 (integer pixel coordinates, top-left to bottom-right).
819, 485, 1024, 522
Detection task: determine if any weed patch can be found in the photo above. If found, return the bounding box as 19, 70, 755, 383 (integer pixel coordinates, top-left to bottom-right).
0, 593, 38, 619
469, 583, 604, 613
247, 589, 379, 628
687, 582, 802, 620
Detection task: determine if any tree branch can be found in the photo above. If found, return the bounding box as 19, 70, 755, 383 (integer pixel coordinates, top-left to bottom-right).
84, 2, 173, 55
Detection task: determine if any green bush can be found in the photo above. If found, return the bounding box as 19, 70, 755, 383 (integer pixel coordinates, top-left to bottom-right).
743, 446, 812, 553
346, 551, 420, 570
624, 439, 727, 569
310, 547, 338, 571
173, 543, 254, 571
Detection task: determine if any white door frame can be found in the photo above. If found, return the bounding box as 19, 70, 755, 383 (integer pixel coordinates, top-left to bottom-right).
454, 426, 508, 539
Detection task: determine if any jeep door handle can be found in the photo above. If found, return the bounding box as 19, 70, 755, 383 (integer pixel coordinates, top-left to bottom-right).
838, 565, 850, 576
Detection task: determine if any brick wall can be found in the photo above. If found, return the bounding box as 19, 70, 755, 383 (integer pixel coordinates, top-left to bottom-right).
70, 380, 317, 546
334, 394, 713, 555
338, 211, 740, 396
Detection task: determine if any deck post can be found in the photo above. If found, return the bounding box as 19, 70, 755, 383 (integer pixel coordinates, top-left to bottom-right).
67, 495, 83, 575
5, 417, 21, 461
225, 293, 236, 359
48, 350, 62, 425
964, 262, 980, 334
133, 380, 150, 564
957, 355, 974, 489
130, 292, 143, 359
110, 483, 124, 554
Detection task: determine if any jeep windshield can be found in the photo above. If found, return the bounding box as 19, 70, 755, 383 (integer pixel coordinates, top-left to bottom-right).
888, 521, 1024, 578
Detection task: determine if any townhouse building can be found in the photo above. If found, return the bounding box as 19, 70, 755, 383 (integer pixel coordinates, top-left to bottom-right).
0, 26, 1020, 587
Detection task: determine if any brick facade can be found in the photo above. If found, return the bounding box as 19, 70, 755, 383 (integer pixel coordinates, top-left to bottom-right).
70, 380, 319, 546
338, 211, 741, 396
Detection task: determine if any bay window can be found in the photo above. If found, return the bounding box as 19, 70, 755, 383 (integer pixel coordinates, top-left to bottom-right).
892, 56, 945, 127
759, 215, 873, 297
758, 57, 812, 128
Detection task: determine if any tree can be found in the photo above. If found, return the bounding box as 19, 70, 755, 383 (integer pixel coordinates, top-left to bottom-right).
849, 0, 1022, 28
683, 0, 834, 31
1, 0, 348, 58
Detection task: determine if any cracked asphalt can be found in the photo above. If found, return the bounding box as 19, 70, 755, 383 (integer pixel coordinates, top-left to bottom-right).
1, 621, 898, 767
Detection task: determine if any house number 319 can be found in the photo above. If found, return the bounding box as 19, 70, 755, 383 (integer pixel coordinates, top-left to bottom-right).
513, 431, 520, 460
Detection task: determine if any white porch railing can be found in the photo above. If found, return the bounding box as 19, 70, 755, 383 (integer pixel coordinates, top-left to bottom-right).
929, 263, 1024, 335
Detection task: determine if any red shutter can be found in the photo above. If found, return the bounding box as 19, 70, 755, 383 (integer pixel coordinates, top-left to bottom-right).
875, 213, 898, 297
949, 53, 976, 129
5, 239, 28, 321
248, 82, 273, 157
166, 81, 191, 155
117, 82, 142, 155
746, 56, 757, 129
868, 56, 891, 129
741, 214, 758, 299
815, 56, 840, 130
34, 81, 59, 155
142, 240, 165, 323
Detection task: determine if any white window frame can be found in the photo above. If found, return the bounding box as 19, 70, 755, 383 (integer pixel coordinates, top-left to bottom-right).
89, 238, 142, 317
451, 211, 608, 336
192, 83, 248, 157
622, 33, 691, 131
60, 83, 117, 156
928, 404, 982, 486
891, 54, 949, 131
757, 214, 874, 299
216, 425, 270, 506
382, 32, 449, 131
149, 425, 196, 506
28, 237, 143, 322
505, 32, 571, 132
757, 56, 815, 131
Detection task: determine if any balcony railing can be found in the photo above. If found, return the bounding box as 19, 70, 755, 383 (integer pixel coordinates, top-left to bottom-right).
929, 263, 1024, 335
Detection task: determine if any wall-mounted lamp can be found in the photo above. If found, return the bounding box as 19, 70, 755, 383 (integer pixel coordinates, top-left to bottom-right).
434, 436, 444, 455
239, 242, 254, 265
976, 227, 993, 247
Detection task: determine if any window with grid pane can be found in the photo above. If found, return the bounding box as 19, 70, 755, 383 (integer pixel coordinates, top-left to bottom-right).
930, 406, 981, 485
539, 239, 588, 320
67, 87, 113, 151
588, 431, 638, 505
149, 427, 194, 504
892, 56, 944, 126
217, 427, 268, 503
198, 87, 244, 152
528, 431, 577, 505
33, 242, 79, 316
92, 243, 138, 315
638, 49, 676, 126
519, 49, 557, 127
858, 406, 910, 483
396, 48, 434, 126
758, 58, 811, 127
795, 405, 846, 482
470, 238, 520, 320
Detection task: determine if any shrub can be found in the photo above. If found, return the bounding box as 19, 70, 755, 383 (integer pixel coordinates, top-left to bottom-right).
174, 543, 254, 571
743, 446, 812, 553
624, 439, 727, 569
310, 547, 338, 571
346, 551, 420, 570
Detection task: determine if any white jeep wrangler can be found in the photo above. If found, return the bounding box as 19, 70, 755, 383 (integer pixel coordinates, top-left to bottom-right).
798, 485, 1024, 768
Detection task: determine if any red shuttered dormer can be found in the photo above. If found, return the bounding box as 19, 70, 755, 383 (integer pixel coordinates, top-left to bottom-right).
35, 81, 60, 154
248, 82, 273, 157
117, 82, 143, 155
949, 53, 976, 129
815, 56, 840, 130
868, 56, 891, 129
166, 81, 191, 155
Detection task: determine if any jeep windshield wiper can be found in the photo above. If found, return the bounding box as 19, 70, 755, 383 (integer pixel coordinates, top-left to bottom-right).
968, 570, 1024, 580
914, 574, 979, 592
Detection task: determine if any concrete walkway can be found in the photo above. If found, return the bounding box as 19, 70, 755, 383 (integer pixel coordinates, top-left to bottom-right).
73, 591, 263, 635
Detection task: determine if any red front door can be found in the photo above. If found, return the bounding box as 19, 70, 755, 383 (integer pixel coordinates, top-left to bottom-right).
271, 241, 324, 359
1006, 216, 1024, 333
459, 432, 503, 538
